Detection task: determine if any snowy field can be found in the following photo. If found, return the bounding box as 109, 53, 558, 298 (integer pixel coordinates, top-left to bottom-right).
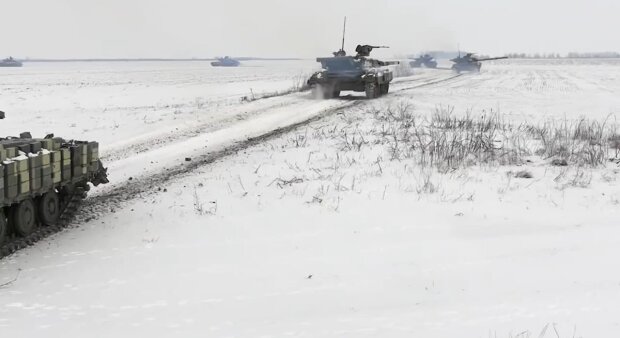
0, 60, 317, 144
1, 59, 620, 337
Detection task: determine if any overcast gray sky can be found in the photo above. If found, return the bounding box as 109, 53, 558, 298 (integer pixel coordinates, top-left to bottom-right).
2, 0, 619, 58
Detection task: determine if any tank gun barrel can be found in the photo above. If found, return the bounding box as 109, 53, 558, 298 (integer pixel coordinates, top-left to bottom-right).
475, 56, 509, 62
355, 44, 390, 57
378, 60, 400, 66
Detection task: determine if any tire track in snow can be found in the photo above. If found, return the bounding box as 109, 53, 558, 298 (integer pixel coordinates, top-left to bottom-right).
99, 72, 459, 164
3, 71, 466, 256
82, 72, 463, 219
100, 94, 308, 163
1, 99, 364, 259
402, 73, 463, 90
80, 101, 364, 220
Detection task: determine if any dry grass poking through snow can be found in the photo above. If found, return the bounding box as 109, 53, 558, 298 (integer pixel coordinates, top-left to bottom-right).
370, 104, 526, 170
256, 101, 620, 209
241, 72, 312, 102
370, 103, 619, 170
527, 117, 620, 166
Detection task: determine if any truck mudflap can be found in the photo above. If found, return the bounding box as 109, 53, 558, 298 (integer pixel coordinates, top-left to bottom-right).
90, 160, 109, 186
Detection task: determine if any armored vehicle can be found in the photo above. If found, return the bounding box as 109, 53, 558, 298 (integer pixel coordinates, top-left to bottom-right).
0, 57, 22, 67
0, 111, 108, 256
410, 54, 437, 68
307, 45, 399, 99
450, 52, 507, 73
211, 56, 240, 67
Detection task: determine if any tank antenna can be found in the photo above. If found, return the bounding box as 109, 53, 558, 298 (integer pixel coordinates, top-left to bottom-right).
341, 16, 347, 52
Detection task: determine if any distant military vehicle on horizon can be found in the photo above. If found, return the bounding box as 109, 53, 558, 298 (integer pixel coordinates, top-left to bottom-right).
0, 57, 22, 67
211, 56, 240, 67
410, 54, 437, 68
450, 52, 507, 73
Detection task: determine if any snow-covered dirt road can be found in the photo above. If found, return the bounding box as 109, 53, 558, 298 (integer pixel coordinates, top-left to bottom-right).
1, 59, 620, 337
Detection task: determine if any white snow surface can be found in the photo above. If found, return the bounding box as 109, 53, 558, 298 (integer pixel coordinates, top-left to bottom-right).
1, 59, 620, 337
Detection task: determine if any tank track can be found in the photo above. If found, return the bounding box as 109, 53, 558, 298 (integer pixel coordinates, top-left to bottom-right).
0, 185, 86, 259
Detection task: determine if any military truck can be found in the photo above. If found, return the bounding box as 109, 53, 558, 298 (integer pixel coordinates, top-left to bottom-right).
307, 44, 399, 99
0, 111, 108, 256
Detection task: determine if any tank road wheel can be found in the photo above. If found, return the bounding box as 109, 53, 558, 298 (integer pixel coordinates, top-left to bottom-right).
0, 210, 7, 245
11, 199, 37, 237
321, 84, 335, 99
365, 82, 379, 99
39, 191, 60, 226
380, 83, 390, 95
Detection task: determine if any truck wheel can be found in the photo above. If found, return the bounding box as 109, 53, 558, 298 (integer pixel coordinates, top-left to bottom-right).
365, 82, 378, 99
0, 210, 7, 245
12, 199, 37, 237
39, 191, 60, 226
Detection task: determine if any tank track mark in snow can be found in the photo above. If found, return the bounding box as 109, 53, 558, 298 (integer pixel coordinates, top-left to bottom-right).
0, 102, 362, 260
394, 73, 464, 92
100, 96, 308, 164
1, 72, 458, 260
86, 101, 365, 213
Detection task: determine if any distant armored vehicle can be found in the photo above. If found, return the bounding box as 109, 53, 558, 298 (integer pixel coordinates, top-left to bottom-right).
0, 111, 108, 257
450, 52, 507, 73
0, 57, 22, 67
410, 54, 437, 68
211, 56, 240, 67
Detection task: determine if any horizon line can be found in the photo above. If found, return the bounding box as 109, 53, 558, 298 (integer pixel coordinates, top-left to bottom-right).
16, 57, 305, 62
